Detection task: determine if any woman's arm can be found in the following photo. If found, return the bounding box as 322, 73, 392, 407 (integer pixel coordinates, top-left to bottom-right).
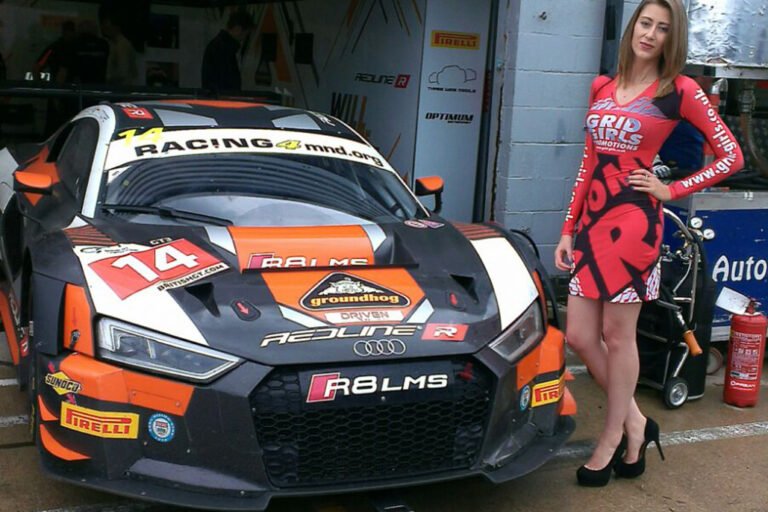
667, 77, 744, 200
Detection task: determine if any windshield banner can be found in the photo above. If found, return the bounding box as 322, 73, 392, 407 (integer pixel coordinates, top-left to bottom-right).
104, 128, 395, 173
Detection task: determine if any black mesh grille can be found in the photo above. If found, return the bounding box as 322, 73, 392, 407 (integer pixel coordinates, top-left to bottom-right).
250, 359, 494, 487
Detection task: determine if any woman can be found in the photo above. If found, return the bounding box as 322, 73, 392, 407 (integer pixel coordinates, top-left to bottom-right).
554, 0, 743, 487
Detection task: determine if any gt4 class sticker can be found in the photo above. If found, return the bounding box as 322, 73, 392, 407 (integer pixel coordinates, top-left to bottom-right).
88, 239, 228, 299
60, 402, 139, 439
105, 128, 395, 172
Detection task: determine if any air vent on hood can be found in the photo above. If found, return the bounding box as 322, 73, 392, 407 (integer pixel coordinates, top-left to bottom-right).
450, 274, 479, 304
185, 282, 219, 317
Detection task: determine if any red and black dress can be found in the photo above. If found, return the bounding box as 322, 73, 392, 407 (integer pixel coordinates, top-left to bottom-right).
562, 75, 743, 303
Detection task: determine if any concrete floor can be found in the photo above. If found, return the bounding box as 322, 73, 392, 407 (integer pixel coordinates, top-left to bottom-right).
1, 351, 767, 512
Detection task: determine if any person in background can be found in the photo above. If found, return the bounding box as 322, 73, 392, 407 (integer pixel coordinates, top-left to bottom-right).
554, 0, 743, 487
201, 10, 254, 92
34, 20, 76, 84
70, 20, 109, 84
99, 9, 138, 86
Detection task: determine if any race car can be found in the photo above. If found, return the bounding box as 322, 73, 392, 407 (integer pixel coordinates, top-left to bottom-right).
0, 100, 576, 510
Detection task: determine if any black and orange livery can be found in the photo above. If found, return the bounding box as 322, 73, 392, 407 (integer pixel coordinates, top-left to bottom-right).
0, 101, 575, 510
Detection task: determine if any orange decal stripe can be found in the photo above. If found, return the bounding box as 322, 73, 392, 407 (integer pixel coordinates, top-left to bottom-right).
63, 284, 95, 357
516, 327, 564, 390
516, 343, 541, 390
38, 396, 58, 422
228, 225, 375, 272
160, 100, 263, 109
0, 291, 20, 365
538, 326, 565, 375
59, 354, 194, 415
39, 424, 90, 461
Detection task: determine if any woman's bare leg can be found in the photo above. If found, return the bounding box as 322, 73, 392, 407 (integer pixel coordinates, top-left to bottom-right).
565, 296, 646, 466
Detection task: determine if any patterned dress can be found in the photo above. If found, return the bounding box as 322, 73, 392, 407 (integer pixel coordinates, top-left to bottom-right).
562, 75, 743, 303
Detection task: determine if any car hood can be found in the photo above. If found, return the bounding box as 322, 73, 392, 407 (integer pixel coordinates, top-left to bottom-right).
65, 218, 538, 365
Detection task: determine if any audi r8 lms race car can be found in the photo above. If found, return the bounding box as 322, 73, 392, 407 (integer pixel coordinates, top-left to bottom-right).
0, 100, 576, 510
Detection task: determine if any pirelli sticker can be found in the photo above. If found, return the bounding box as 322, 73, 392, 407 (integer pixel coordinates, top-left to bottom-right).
531, 377, 564, 407
60, 402, 139, 439
431, 31, 480, 50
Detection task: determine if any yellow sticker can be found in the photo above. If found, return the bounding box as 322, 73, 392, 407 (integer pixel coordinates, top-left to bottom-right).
60, 402, 139, 439
531, 377, 564, 407
44, 371, 82, 395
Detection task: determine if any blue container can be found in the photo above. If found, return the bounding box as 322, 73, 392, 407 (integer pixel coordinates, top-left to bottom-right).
666, 191, 768, 343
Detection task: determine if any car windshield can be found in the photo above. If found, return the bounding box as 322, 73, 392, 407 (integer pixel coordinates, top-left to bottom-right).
99, 153, 426, 226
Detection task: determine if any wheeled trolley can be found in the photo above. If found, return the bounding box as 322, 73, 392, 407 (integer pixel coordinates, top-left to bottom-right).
636, 208, 716, 408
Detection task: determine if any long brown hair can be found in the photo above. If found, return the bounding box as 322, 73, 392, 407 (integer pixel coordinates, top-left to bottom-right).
617, 0, 688, 97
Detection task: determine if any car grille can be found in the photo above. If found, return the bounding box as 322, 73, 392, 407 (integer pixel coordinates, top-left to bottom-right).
250, 359, 494, 488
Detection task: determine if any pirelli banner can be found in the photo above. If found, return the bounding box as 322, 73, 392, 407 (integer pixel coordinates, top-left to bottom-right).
414, 0, 492, 221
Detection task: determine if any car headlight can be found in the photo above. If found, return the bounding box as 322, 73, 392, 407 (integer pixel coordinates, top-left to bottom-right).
489, 300, 545, 363
98, 318, 241, 383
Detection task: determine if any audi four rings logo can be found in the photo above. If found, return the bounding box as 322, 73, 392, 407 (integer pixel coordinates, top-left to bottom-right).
353, 339, 406, 357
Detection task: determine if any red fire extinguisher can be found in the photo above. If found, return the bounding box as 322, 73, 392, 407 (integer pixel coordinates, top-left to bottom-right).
723, 301, 767, 407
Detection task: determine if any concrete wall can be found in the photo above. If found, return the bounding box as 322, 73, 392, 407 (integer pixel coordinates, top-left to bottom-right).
493, 0, 607, 273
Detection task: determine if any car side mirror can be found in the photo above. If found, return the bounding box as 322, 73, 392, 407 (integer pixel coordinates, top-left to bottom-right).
415, 176, 444, 213
14, 171, 53, 195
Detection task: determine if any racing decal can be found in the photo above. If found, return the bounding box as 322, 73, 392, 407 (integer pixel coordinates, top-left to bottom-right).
60, 402, 139, 439
148, 413, 175, 443
422, 323, 468, 341
325, 310, 404, 324
300, 273, 409, 311
404, 220, 427, 229
122, 106, 154, 120
519, 385, 531, 411
260, 324, 420, 347
228, 225, 375, 272
104, 128, 395, 172
231, 299, 260, 321
305, 371, 448, 403
87, 239, 228, 300
453, 222, 499, 241
72, 242, 211, 343
45, 372, 82, 395
469, 237, 537, 329
64, 225, 114, 246
247, 253, 369, 270
531, 377, 565, 407
430, 30, 480, 50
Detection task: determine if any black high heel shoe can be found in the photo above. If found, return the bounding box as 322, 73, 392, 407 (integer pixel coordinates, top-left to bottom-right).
576, 435, 627, 487
614, 417, 665, 478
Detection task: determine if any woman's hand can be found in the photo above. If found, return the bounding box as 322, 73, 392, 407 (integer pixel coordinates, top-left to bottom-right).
554, 234, 574, 272
628, 168, 672, 201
